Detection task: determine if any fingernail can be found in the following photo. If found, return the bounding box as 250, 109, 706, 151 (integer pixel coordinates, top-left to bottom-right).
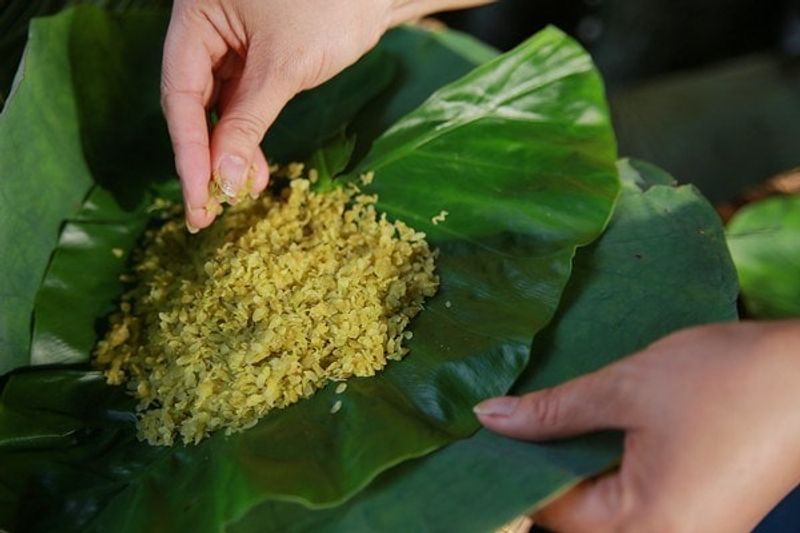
217, 154, 248, 197
186, 219, 199, 234
473, 397, 519, 417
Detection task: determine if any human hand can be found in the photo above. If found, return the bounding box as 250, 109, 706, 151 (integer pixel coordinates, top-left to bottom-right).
161, 0, 492, 231
475, 321, 800, 532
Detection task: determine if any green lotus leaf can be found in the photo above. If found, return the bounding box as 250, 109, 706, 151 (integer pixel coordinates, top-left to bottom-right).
727, 194, 800, 318
0, 8, 168, 374
0, 6, 619, 531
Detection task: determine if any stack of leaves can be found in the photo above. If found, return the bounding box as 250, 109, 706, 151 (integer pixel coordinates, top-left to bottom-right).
0, 5, 738, 532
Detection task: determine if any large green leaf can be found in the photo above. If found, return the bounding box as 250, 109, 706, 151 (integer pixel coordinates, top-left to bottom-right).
0, 8, 620, 532
0, 1, 171, 106
351, 24, 620, 248
229, 160, 739, 532
727, 194, 800, 318
348, 25, 498, 163
0, 7, 170, 375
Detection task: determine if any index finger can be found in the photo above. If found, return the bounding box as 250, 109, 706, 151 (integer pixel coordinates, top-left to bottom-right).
161, 89, 215, 229
160, 17, 217, 229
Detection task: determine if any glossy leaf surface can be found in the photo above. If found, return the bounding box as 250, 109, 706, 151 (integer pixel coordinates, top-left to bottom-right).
727, 194, 800, 318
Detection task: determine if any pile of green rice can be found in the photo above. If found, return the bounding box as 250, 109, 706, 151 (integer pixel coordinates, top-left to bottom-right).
94, 167, 439, 446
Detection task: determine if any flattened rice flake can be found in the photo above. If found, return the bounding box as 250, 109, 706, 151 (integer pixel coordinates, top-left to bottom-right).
360, 171, 375, 186
431, 210, 449, 225
330, 400, 343, 414
94, 166, 439, 446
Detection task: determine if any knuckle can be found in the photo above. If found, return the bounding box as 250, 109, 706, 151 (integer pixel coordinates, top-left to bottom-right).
159, 90, 173, 114
599, 364, 633, 403
260, 42, 323, 93
159, 83, 175, 112
159, 87, 205, 114
595, 363, 642, 422
222, 111, 268, 143
525, 388, 563, 429
173, 138, 207, 153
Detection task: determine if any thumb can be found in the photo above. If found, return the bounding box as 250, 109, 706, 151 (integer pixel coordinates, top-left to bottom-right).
474, 367, 631, 440
210, 58, 295, 199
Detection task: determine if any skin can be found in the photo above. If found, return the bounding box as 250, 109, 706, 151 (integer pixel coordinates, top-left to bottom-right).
476, 321, 800, 532
163, 3, 800, 530
161, 0, 491, 231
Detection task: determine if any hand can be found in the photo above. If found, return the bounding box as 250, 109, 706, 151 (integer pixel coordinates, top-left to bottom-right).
161, 0, 492, 231
475, 321, 800, 532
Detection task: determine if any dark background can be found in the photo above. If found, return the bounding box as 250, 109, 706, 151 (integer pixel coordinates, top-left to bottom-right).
440, 0, 800, 205
441, 0, 798, 85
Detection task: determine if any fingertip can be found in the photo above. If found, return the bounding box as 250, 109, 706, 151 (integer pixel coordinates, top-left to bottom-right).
473, 396, 519, 418
185, 204, 215, 231
186, 219, 201, 234
250, 148, 270, 197
184, 191, 219, 232
168, 121, 214, 230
